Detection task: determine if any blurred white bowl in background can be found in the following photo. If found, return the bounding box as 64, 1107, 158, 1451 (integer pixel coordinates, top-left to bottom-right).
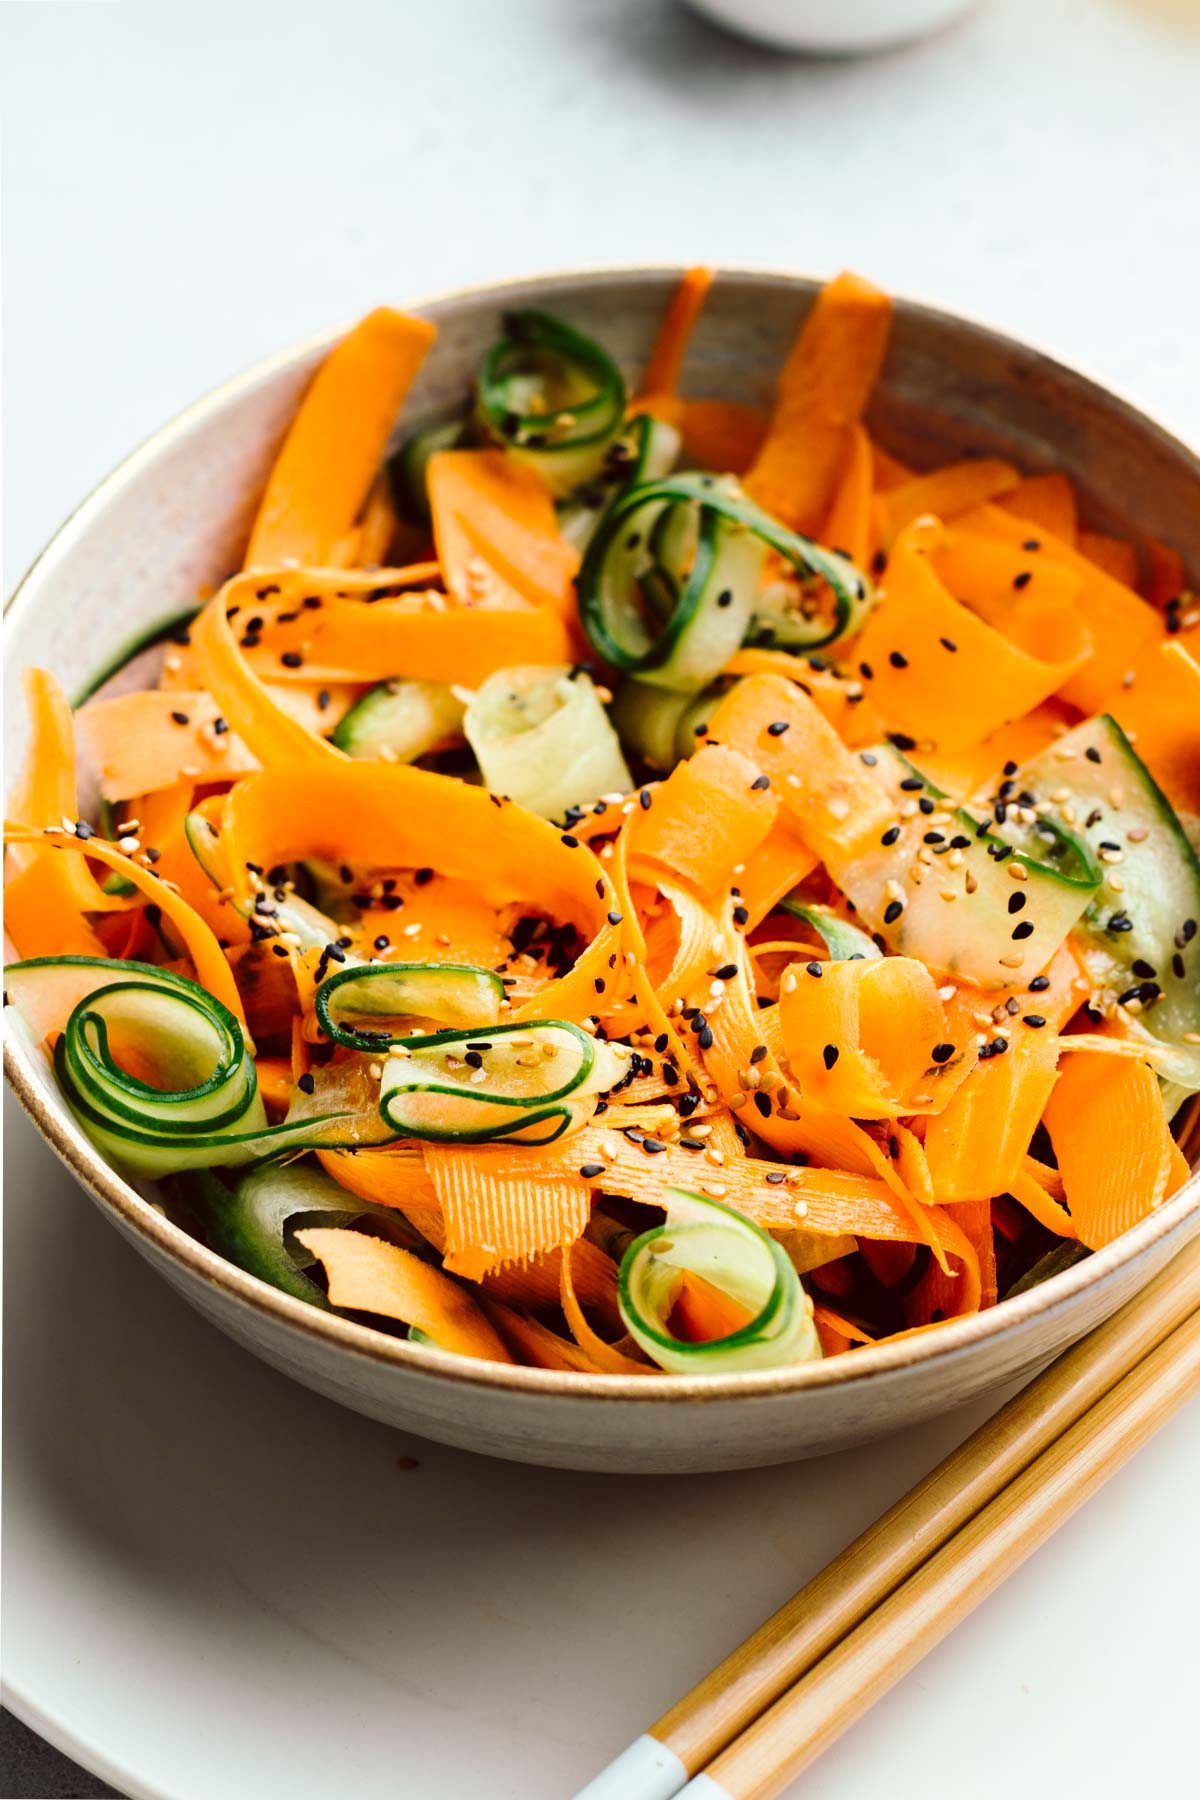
685, 0, 980, 54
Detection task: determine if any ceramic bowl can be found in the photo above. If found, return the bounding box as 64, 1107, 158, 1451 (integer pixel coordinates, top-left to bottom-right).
5, 266, 1198, 1473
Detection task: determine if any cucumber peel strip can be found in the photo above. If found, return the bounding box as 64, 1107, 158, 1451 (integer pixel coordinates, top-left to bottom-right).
577, 473, 872, 693
618, 1186, 822, 1373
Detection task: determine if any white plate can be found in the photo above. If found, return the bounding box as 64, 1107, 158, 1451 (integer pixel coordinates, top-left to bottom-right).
5, 1089, 1199, 1800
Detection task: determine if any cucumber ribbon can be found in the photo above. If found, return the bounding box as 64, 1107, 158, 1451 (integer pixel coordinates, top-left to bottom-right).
618, 1187, 822, 1373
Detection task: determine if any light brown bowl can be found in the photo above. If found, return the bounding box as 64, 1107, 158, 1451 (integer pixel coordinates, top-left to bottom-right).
5, 267, 1198, 1472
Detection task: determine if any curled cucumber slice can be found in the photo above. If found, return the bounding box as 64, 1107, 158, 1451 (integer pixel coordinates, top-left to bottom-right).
315, 961, 504, 1051
477, 309, 627, 497
578, 474, 872, 694
379, 1020, 629, 1145
618, 1187, 822, 1373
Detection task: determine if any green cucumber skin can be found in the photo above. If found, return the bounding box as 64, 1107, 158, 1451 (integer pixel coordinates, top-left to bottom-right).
477, 309, 627, 497
330, 680, 464, 763
1013, 715, 1200, 1082
389, 418, 466, 523
191, 1162, 431, 1309
842, 747, 1100, 988
776, 899, 882, 962
577, 474, 871, 688
72, 606, 201, 709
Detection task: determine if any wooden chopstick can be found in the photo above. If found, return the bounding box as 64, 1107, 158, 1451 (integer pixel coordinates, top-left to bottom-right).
684, 1299, 1200, 1799
573, 1232, 1200, 1800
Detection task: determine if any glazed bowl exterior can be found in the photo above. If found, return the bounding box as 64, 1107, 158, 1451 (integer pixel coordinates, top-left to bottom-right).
5, 266, 1199, 1473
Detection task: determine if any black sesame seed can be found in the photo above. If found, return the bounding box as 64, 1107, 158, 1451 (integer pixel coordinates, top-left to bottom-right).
1172, 952, 1186, 980
1013, 571, 1032, 590
170, 710, 190, 726
561, 834, 580, 848
714, 963, 738, 980
767, 720, 790, 737
1023, 1014, 1047, 1028
280, 651, 304, 669
733, 905, 749, 926
1028, 975, 1051, 992
923, 831, 945, 846
765, 1169, 787, 1184
639, 790, 652, 811
317, 690, 332, 711
918, 796, 936, 815
822, 1043, 840, 1070
641, 1138, 667, 1155
1008, 892, 1027, 914
883, 900, 904, 925
1085, 745, 1102, 764
900, 776, 924, 792
298, 1072, 316, 1093
716, 590, 733, 608
751, 775, 771, 791
939, 637, 958, 652
889, 650, 909, 669
1011, 921, 1035, 940
806, 961, 823, 977
930, 1043, 955, 1064
750, 1044, 768, 1064
414, 867, 434, 886
698, 1025, 714, 1050
881, 826, 901, 847
594, 977, 605, 993
753, 1091, 772, 1118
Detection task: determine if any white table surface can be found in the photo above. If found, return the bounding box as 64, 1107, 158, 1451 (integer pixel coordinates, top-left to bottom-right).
3, 2, 1199, 1796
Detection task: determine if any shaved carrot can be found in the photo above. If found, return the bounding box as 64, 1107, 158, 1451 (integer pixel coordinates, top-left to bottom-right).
1144, 537, 1184, 609
924, 948, 1088, 1202
296, 1228, 514, 1361
669, 1271, 756, 1344
1042, 1052, 1189, 1250
560, 1243, 648, 1373
639, 266, 714, 403
3, 827, 247, 1026
821, 423, 875, 568
246, 308, 435, 569
736, 812, 819, 929
779, 956, 972, 1119
880, 458, 1020, 542
745, 271, 892, 533
852, 518, 1092, 748
869, 439, 914, 490
677, 400, 767, 476
711, 673, 892, 865
958, 502, 1163, 711
428, 448, 580, 619
76, 690, 258, 801
628, 745, 778, 899
1000, 472, 1078, 544
1078, 530, 1138, 587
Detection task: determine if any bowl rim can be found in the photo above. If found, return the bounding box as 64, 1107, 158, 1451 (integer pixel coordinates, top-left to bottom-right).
6, 259, 1200, 1405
